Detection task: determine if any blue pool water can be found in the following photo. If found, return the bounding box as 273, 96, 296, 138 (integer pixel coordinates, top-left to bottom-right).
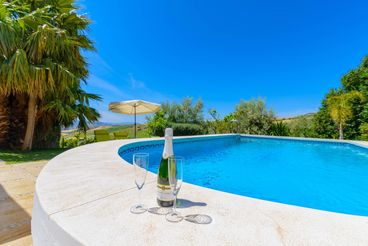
120, 136, 368, 216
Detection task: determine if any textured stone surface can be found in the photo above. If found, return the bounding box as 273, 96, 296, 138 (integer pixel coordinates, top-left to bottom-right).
0, 161, 46, 246
33, 135, 368, 246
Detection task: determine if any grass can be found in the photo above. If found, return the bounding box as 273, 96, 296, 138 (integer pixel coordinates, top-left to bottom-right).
104, 124, 150, 138
0, 124, 151, 165
62, 124, 151, 140
0, 148, 67, 164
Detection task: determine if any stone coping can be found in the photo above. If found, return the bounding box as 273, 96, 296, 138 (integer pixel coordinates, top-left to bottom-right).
32, 134, 368, 245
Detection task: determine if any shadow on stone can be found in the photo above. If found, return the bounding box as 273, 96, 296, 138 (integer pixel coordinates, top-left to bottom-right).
148, 206, 171, 215
0, 184, 32, 244
184, 214, 213, 224
177, 198, 207, 208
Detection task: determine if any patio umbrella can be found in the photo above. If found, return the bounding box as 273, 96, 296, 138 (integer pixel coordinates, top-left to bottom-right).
108, 100, 161, 138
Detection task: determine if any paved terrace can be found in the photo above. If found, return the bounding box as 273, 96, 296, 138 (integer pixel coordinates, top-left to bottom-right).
0, 161, 46, 246
32, 135, 368, 246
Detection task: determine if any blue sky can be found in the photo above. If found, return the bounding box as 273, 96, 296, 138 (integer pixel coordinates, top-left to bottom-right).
80, 0, 368, 123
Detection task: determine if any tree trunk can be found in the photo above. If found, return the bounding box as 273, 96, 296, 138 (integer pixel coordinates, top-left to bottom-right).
339, 122, 344, 140
0, 95, 9, 148
22, 94, 37, 151
8, 94, 27, 149
33, 110, 61, 149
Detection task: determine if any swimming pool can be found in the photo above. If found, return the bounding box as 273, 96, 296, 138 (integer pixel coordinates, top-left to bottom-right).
119, 135, 368, 216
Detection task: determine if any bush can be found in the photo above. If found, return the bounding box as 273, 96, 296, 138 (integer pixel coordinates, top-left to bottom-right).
288, 115, 316, 137
360, 123, 368, 140
171, 123, 204, 136
60, 133, 95, 148
235, 98, 275, 134
268, 122, 290, 136
147, 111, 169, 137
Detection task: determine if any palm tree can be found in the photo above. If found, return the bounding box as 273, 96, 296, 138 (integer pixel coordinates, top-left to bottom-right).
43, 85, 101, 133
0, 96, 9, 147
326, 91, 364, 140
0, 0, 98, 150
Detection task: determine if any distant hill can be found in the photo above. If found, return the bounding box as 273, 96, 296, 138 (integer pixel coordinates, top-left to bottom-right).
62, 121, 135, 130
62, 123, 150, 139
279, 113, 315, 123
90, 121, 134, 127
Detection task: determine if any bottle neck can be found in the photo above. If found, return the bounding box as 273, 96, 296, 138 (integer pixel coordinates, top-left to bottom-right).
162, 135, 173, 159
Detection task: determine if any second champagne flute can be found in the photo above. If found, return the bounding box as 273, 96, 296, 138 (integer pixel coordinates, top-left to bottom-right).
130, 153, 149, 214
166, 156, 184, 222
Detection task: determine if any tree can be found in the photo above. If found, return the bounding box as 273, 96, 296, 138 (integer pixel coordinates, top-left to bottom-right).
314, 55, 368, 140
0, 0, 100, 150
312, 105, 338, 139
206, 109, 234, 134
147, 111, 168, 137
288, 114, 315, 137
269, 121, 290, 136
0, 96, 9, 147
157, 97, 204, 124
147, 98, 205, 136
235, 98, 275, 134
341, 56, 368, 138
360, 123, 368, 141
325, 90, 364, 140
174, 97, 204, 124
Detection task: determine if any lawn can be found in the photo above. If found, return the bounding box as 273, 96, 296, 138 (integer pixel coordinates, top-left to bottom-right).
0, 149, 67, 164
62, 124, 151, 140
0, 125, 151, 164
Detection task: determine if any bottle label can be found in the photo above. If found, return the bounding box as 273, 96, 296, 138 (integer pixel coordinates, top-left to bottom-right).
157, 185, 174, 201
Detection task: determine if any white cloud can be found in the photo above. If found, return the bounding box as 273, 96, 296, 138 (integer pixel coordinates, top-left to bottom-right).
86, 52, 115, 74
99, 110, 128, 123
127, 73, 146, 89
88, 74, 128, 97
99, 110, 149, 124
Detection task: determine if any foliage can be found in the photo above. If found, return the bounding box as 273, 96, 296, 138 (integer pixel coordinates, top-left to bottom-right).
313, 55, 368, 140
60, 133, 95, 148
147, 111, 169, 137
268, 121, 290, 136
147, 98, 204, 136
160, 97, 204, 124
360, 123, 368, 141
171, 123, 204, 136
288, 115, 315, 137
325, 90, 364, 139
235, 98, 275, 134
206, 109, 234, 134
312, 93, 339, 139
0, 0, 100, 150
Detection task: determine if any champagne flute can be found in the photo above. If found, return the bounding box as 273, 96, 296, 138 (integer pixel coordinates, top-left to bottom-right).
166, 156, 184, 222
130, 153, 149, 214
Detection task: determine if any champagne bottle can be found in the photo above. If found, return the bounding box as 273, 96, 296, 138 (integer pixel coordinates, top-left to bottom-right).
157, 128, 175, 207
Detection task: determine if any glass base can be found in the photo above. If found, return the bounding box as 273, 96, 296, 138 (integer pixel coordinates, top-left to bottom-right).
130, 204, 147, 214
166, 211, 184, 222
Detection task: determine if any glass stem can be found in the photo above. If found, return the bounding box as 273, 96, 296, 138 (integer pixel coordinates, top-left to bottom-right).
173, 193, 177, 213
138, 187, 142, 206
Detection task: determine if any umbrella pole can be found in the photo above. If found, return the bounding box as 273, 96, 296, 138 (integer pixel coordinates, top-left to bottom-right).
134, 106, 136, 138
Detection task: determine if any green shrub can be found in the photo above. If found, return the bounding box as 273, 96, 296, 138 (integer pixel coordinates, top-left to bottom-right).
235, 98, 275, 134
171, 123, 204, 136
147, 111, 169, 137
288, 115, 316, 137
268, 122, 290, 136
60, 133, 95, 148
360, 123, 368, 140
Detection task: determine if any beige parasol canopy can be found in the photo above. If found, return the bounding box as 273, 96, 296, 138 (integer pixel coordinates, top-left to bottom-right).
108, 100, 161, 138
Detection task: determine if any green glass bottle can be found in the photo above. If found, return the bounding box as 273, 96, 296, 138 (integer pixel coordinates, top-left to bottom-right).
157, 128, 175, 207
